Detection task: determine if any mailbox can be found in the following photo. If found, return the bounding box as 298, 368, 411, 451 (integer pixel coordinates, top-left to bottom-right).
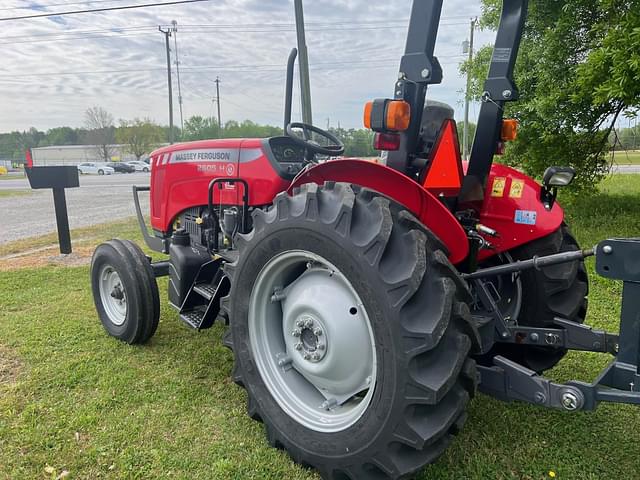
25, 166, 80, 254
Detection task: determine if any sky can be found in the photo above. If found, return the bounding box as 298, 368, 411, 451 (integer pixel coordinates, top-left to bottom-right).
0, 0, 496, 133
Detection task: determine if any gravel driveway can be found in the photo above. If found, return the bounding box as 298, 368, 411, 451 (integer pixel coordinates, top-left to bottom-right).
0, 173, 150, 245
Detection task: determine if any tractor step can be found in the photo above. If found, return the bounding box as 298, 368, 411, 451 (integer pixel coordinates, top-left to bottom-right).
178, 268, 231, 331
180, 306, 208, 329
193, 283, 217, 301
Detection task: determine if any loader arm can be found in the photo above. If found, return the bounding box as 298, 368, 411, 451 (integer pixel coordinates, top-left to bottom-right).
458, 0, 529, 203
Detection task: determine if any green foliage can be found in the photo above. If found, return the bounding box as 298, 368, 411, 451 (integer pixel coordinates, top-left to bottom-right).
182, 117, 283, 141
329, 127, 376, 157
223, 120, 283, 139
183, 115, 220, 141
611, 123, 640, 150
0, 115, 377, 162
456, 121, 477, 154
115, 118, 164, 160
462, 0, 640, 189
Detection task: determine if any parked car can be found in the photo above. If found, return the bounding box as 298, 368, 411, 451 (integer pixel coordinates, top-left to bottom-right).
106, 162, 135, 173
127, 161, 151, 173
77, 162, 115, 175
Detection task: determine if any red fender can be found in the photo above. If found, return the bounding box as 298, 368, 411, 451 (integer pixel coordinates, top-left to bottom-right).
288, 159, 469, 265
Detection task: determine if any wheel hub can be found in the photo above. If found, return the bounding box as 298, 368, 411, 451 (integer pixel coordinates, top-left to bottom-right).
99, 266, 127, 326
291, 315, 326, 362
281, 267, 373, 399
248, 250, 377, 433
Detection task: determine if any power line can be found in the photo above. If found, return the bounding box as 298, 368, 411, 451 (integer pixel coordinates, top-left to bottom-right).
1, 16, 478, 40
0, 55, 466, 79
0, 0, 137, 12
0, 0, 211, 22
4, 25, 154, 39
2, 23, 472, 45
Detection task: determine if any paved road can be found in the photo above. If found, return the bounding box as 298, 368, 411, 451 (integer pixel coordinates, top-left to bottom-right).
611, 164, 640, 174
1, 164, 638, 245
0, 173, 150, 244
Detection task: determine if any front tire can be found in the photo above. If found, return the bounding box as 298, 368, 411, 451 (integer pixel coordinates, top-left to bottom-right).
223, 182, 478, 479
91, 239, 160, 344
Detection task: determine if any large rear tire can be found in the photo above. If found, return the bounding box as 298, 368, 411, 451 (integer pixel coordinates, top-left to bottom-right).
223, 182, 478, 480
474, 225, 588, 372
90, 239, 160, 344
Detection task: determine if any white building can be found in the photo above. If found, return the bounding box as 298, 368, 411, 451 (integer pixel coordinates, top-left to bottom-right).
32, 144, 139, 166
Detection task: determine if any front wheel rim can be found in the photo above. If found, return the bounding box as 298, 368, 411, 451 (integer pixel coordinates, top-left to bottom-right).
99, 265, 127, 326
248, 250, 377, 433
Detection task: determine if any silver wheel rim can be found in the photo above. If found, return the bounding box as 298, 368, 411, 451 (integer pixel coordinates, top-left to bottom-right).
248, 250, 377, 433
99, 265, 127, 326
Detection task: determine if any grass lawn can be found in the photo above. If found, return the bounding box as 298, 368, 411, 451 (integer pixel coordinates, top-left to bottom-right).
611, 150, 640, 164
0, 190, 30, 198
1, 175, 640, 479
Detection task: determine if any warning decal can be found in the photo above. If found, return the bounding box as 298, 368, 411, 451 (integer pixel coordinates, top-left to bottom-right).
491, 177, 507, 197
509, 179, 525, 198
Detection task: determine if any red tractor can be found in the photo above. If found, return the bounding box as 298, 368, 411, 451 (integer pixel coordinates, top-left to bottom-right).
90, 1, 640, 478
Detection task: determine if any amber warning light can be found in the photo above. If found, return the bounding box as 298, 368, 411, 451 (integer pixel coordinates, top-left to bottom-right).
364, 99, 411, 132
501, 119, 518, 141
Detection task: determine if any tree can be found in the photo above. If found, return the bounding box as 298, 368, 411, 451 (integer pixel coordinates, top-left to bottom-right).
83, 106, 115, 162
462, 0, 640, 189
43, 127, 79, 146
456, 121, 477, 154
183, 116, 218, 141
116, 119, 164, 160
328, 127, 376, 157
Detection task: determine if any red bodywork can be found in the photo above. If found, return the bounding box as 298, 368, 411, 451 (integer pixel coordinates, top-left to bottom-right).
471, 162, 564, 262
149, 138, 563, 265
150, 138, 290, 233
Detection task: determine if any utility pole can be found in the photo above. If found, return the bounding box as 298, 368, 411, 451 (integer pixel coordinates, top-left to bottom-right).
294, 0, 313, 127
159, 26, 174, 144
215, 77, 222, 137
462, 17, 477, 161
172, 20, 184, 136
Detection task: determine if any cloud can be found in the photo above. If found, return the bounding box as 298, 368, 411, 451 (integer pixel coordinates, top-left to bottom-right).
0, 0, 494, 132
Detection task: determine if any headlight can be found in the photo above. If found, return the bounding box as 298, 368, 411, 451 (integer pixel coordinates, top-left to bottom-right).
543, 166, 576, 187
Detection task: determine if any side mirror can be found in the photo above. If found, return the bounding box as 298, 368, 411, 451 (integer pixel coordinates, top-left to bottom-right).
541, 166, 576, 210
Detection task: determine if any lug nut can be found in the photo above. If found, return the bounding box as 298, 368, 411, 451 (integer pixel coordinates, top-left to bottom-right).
294, 343, 303, 351
317, 344, 325, 351
303, 353, 311, 360
292, 328, 301, 337
313, 328, 322, 336
312, 353, 320, 361
304, 319, 313, 328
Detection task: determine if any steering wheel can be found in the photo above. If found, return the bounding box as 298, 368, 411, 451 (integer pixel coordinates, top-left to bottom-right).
285, 122, 345, 157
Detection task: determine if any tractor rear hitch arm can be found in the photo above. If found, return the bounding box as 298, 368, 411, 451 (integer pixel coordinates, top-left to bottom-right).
462, 247, 595, 281
478, 238, 640, 411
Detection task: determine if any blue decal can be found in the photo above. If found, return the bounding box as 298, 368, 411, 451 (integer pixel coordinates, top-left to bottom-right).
514, 210, 537, 225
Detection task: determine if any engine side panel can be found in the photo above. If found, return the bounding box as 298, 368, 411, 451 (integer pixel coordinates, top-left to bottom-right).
149, 138, 291, 233
474, 163, 565, 262
288, 159, 469, 265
